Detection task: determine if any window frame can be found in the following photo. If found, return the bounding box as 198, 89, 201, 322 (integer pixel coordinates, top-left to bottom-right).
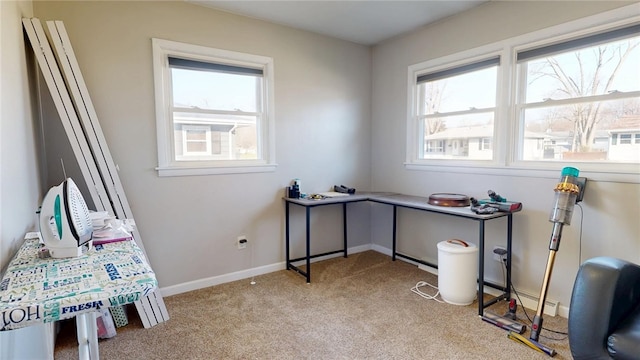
407, 47, 507, 168
405, 5, 640, 183
152, 38, 276, 176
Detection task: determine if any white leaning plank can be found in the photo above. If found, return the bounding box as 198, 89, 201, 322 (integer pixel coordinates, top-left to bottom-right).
22, 18, 111, 212
44, 19, 169, 326
23, 17, 163, 328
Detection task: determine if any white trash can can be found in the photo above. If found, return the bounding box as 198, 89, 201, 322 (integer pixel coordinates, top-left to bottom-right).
437, 239, 478, 305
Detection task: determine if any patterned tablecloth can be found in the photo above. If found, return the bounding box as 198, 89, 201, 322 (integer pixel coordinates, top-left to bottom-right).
0, 237, 157, 331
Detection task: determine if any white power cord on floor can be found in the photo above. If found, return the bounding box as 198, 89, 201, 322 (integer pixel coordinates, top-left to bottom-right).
411, 281, 445, 303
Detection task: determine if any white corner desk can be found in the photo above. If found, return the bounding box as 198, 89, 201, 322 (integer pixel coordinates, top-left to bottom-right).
0, 237, 158, 360
284, 192, 515, 316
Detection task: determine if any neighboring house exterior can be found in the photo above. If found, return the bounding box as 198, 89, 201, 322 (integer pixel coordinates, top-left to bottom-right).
424, 116, 640, 162
423, 125, 494, 159
608, 115, 640, 163
173, 111, 255, 161
538, 130, 609, 161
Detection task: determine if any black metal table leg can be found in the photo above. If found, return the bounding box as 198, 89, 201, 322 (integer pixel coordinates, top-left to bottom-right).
343, 202, 348, 258
478, 220, 485, 316
286, 201, 290, 270
305, 206, 311, 283
392, 205, 397, 261
506, 214, 513, 300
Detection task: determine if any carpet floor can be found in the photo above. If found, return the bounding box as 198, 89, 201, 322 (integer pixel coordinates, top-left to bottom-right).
54, 250, 571, 359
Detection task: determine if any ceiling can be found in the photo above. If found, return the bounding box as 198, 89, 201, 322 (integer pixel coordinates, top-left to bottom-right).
187, 0, 487, 45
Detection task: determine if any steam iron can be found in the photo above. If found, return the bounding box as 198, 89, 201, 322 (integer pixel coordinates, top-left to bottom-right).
39, 178, 93, 258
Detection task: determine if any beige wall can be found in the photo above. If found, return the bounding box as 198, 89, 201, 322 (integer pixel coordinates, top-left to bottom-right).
1, 2, 55, 359
32, 1, 373, 289
0, 0, 41, 270
371, 1, 640, 309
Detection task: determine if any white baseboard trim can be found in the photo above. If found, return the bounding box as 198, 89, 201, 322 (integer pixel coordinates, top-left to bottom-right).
371, 243, 393, 257
160, 244, 570, 318
373, 244, 569, 319
160, 244, 374, 297
160, 261, 285, 297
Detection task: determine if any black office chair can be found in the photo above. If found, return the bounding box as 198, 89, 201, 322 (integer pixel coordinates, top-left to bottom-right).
568, 257, 640, 359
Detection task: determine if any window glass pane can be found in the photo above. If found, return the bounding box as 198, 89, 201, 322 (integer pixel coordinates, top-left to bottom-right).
186, 129, 206, 141
173, 113, 258, 161
212, 132, 222, 154
523, 36, 640, 103
422, 113, 494, 160
186, 141, 207, 153
521, 98, 640, 162
171, 68, 260, 112
418, 66, 497, 115
234, 124, 257, 159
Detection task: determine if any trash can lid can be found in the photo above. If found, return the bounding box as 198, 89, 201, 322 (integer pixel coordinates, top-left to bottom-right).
437, 239, 477, 253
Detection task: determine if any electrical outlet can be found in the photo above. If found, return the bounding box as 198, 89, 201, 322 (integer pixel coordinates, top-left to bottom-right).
237, 236, 247, 249
493, 246, 507, 262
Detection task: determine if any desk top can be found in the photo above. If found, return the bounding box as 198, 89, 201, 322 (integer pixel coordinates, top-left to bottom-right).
370, 194, 511, 220
284, 192, 512, 220
283, 192, 391, 207
0, 238, 157, 331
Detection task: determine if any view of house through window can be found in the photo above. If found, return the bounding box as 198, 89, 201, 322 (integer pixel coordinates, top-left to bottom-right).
416, 57, 499, 160
170, 59, 262, 161
516, 25, 640, 163
408, 20, 639, 172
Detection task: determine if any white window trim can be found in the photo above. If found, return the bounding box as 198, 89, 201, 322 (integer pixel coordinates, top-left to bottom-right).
405, 4, 640, 184
406, 47, 507, 168
152, 38, 276, 176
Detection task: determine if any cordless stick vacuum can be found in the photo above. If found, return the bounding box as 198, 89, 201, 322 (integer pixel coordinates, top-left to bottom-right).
509, 167, 584, 357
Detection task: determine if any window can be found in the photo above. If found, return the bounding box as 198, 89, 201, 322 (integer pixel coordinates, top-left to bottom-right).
479, 138, 492, 151
152, 39, 276, 176
411, 56, 499, 161
182, 125, 211, 157
426, 140, 444, 154
620, 134, 633, 145
516, 24, 640, 164
407, 6, 640, 179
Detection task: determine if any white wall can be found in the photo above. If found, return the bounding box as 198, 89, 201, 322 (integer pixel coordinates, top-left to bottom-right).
1, 1, 55, 359
32, 1, 373, 290
0, 0, 42, 273
371, 1, 640, 308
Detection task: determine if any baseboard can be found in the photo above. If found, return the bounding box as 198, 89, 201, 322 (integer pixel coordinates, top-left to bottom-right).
160, 244, 374, 297
417, 263, 438, 276
160, 261, 286, 297
160, 244, 569, 318
370, 245, 567, 318
370, 243, 391, 256
415, 266, 563, 317
511, 289, 560, 317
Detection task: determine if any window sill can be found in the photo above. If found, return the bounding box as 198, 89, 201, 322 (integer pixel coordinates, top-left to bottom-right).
404, 162, 640, 184
156, 163, 277, 177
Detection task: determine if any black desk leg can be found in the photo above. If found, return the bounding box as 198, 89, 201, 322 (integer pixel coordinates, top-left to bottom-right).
286, 202, 291, 270
506, 214, 513, 299
305, 206, 311, 283
343, 203, 348, 258
392, 206, 397, 261
478, 220, 486, 316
